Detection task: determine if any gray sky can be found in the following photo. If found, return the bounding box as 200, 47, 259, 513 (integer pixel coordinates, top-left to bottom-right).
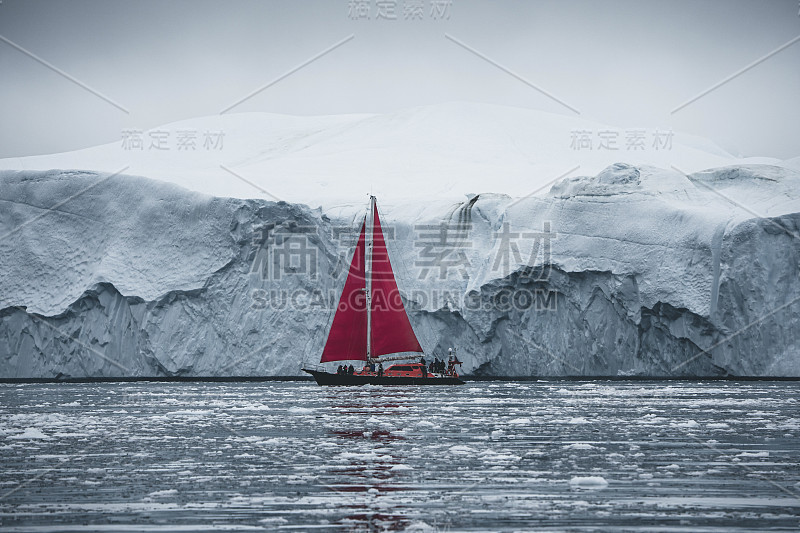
1, 0, 798, 159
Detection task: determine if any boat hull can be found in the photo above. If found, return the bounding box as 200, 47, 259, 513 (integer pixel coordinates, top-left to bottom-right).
303, 369, 464, 386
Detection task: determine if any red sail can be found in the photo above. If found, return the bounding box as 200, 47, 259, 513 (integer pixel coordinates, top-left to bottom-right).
320, 202, 423, 363
320, 220, 368, 363
370, 204, 424, 357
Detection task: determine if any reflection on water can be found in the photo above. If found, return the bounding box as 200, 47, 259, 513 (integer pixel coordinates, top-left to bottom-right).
1, 381, 799, 531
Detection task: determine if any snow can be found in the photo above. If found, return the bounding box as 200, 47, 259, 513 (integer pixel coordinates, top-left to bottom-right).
0, 102, 781, 211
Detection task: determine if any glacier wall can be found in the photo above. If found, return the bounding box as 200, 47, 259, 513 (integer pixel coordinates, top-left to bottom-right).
1, 164, 798, 378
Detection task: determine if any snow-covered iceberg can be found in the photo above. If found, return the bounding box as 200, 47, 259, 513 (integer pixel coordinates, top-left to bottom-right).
1, 160, 798, 378
0, 102, 766, 209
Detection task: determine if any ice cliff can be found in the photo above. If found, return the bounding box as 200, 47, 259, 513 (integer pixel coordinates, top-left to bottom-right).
1, 162, 798, 378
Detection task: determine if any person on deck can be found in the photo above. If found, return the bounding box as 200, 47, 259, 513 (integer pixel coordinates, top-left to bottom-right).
347, 364, 354, 375
377, 363, 384, 377
337, 365, 344, 375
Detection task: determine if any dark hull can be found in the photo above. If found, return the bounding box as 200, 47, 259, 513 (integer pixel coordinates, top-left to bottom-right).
303, 369, 464, 386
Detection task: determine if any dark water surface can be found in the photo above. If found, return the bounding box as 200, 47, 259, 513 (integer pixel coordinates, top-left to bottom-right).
1, 381, 798, 532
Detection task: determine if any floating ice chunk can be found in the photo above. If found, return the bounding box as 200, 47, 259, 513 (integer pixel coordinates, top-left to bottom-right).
638, 414, 667, 424
259, 517, 288, 526
402, 521, 437, 532
737, 451, 769, 458
288, 407, 313, 414
10, 428, 49, 440
147, 489, 178, 498
566, 417, 590, 425
569, 476, 608, 489
253, 438, 286, 446
480, 452, 520, 463
338, 451, 392, 462
230, 403, 270, 411
564, 443, 595, 450
165, 410, 213, 417
448, 445, 476, 455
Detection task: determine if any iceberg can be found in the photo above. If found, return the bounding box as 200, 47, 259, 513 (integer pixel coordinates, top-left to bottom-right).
0, 160, 798, 378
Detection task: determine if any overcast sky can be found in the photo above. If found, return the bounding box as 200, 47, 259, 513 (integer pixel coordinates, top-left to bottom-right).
1, 0, 798, 159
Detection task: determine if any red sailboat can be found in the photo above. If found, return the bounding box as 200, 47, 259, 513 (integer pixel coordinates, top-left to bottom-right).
303, 196, 464, 385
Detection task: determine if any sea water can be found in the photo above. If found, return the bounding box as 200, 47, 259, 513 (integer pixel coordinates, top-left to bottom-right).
1, 381, 798, 532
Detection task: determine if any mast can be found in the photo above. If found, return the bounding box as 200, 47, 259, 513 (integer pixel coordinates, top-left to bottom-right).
365, 195, 375, 362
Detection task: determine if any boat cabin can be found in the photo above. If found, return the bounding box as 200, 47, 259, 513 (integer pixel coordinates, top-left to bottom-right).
353, 361, 461, 379
385, 364, 427, 377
